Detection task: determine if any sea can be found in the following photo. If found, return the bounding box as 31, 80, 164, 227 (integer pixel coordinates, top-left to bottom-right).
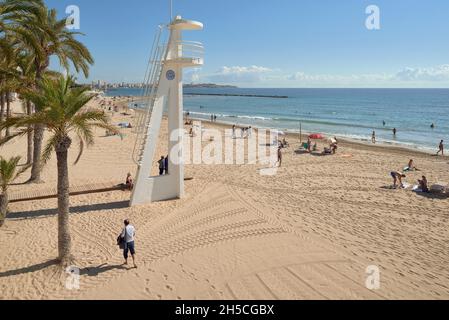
105, 87, 449, 152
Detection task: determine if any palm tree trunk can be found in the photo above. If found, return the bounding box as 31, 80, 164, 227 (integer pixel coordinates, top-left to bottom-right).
29, 65, 46, 183
0, 191, 8, 227
0, 92, 4, 139
55, 136, 72, 265
5, 92, 11, 137
29, 124, 44, 183
26, 100, 33, 165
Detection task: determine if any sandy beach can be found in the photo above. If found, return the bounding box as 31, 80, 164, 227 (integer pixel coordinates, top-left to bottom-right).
1, 97, 449, 300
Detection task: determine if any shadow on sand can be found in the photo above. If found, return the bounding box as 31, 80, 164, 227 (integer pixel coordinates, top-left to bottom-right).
413, 191, 449, 200
80, 263, 127, 277
0, 259, 59, 278
8, 201, 130, 221
0, 261, 127, 279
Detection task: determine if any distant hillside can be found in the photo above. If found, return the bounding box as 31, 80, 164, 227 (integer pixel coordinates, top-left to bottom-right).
184, 83, 238, 89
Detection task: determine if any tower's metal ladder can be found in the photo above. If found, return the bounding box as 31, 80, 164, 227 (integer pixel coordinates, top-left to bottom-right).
132, 25, 168, 165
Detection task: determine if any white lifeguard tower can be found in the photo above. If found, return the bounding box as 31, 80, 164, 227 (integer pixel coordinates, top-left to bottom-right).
130, 16, 204, 206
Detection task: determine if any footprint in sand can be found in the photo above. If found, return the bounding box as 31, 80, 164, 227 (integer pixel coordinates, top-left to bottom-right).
166, 285, 174, 291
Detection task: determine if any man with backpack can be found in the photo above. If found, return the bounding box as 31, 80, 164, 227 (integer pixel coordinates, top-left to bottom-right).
118, 219, 137, 268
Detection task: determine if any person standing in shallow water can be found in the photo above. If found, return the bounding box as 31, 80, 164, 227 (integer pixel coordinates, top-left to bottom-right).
393, 128, 397, 136
120, 219, 137, 268
437, 140, 444, 156
372, 131, 376, 144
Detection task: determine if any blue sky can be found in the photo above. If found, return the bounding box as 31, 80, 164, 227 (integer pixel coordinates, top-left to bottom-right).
45, 0, 449, 88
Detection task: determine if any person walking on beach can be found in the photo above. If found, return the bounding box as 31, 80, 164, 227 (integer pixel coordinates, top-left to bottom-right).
277, 147, 283, 167
372, 131, 376, 144
437, 140, 444, 156
119, 219, 137, 268
158, 156, 165, 175
232, 125, 236, 138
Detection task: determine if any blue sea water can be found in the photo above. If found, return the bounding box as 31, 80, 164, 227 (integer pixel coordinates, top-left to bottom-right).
106, 88, 449, 152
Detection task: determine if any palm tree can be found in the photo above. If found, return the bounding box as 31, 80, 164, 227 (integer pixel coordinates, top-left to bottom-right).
0, 156, 28, 227
0, 36, 41, 164
1, 75, 119, 265
3, 0, 94, 183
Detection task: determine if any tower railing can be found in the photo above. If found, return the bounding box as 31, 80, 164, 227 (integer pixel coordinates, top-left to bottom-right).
132, 26, 168, 165
169, 40, 204, 64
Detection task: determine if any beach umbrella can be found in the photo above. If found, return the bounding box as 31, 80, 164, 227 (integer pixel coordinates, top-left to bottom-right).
309, 133, 324, 140
273, 130, 286, 136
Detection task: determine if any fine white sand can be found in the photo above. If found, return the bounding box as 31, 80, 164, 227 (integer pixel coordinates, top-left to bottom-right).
1, 97, 449, 300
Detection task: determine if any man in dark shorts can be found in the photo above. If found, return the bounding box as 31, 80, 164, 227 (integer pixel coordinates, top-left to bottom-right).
390, 171, 406, 189
120, 219, 137, 268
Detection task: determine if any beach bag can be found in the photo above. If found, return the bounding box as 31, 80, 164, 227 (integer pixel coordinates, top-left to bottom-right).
117, 231, 125, 250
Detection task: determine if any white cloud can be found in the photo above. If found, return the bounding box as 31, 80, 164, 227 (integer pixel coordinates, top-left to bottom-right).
287, 72, 390, 83
208, 65, 273, 83
187, 64, 449, 88
394, 65, 449, 81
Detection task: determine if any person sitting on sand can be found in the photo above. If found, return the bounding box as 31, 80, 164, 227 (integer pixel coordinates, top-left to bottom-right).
282, 138, 289, 148
329, 137, 338, 154
125, 173, 134, 190
418, 176, 429, 193
390, 171, 406, 189
404, 159, 419, 172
